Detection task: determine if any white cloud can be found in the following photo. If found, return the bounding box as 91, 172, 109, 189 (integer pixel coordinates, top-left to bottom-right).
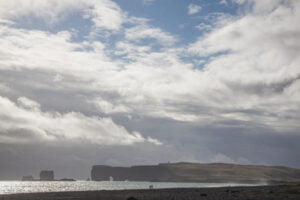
189, 1, 300, 83
188, 4, 202, 15
114, 41, 151, 58
220, 0, 228, 5
92, 97, 131, 114
0, 26, 116, 80
196, 23, 212, 31
125, 25, 177, 46
0, 19, 14, 25
17, 97, 41, 111
0, 0, 81, 24
186, 0, 300, 130
146, 137, 162, 145
0, 0, 124, 30
86, 0, 124, 31
0, 96, 161, 145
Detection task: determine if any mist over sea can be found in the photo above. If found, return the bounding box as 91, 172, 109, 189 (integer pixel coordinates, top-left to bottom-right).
0, 181, 259, 194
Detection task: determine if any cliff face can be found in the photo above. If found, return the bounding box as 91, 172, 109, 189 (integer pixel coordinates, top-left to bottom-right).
91, 165, 173, 181
161, 163, 300, 183
91, 163, 300, 183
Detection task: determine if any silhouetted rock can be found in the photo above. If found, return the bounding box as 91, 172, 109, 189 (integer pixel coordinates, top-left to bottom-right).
39, 170, 54, 181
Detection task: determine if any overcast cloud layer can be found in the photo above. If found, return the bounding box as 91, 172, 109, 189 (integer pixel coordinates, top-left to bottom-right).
0, 0, 299, 179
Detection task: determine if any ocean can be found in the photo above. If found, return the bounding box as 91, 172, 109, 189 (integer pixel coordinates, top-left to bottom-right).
0, 181, 258, 194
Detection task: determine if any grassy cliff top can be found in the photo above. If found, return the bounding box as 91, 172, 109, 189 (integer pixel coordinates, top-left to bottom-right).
158, 162, 300, 183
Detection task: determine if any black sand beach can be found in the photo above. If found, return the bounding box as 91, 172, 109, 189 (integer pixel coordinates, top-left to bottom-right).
0, 184, 299, 200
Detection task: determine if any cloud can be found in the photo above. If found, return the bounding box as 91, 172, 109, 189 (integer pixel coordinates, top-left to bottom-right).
142, 0, 155, 6
0, 0, 124, 30
92, 97, 131, 114
186, 0, 300, 131
233, 0, 285, 13
196, 23, 213, 31
0, 96, 161, 146
85, 0, 125, 31
53, 74, 63, 82
0, 0, 299, 143
17, 97, 41, 111
188, 4, 202, 15
1, 1, 299, 133
0, 26, 116, 80
125, 24, 177, 46
220, 0, 228, 5
189, 0, 300, 84
0, 82, 12, 93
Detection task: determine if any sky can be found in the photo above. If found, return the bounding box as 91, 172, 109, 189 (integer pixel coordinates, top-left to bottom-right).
0, 0, 299, 180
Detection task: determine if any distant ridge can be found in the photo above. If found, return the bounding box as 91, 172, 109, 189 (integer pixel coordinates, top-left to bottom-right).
91, 162, 300, 184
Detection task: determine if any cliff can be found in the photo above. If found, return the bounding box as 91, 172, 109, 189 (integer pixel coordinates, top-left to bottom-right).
91, 162, 300, 184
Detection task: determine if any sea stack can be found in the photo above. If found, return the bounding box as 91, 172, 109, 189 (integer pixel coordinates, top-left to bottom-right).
39, 170, 54, 181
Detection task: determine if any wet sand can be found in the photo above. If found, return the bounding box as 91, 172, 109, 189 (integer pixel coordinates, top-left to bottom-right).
0, 184, 299, 200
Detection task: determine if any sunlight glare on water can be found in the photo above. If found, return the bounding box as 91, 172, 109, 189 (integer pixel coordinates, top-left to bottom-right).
0, 181, 258, 194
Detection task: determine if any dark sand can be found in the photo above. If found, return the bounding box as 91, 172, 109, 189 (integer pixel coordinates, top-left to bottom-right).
0, 184, 300, 200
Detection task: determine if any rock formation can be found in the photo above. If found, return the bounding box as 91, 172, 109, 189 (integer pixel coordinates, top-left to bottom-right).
91, 162, 300, 183
39, 170, 54, 181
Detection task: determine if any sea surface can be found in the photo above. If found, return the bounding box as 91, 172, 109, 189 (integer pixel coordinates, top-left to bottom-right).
0, 181, 259, 194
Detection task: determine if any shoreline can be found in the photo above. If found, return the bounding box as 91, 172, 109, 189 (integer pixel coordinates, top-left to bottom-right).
0, 184, 299, 200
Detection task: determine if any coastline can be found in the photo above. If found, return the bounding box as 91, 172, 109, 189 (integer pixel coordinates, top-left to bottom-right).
0, 184, 299, 200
